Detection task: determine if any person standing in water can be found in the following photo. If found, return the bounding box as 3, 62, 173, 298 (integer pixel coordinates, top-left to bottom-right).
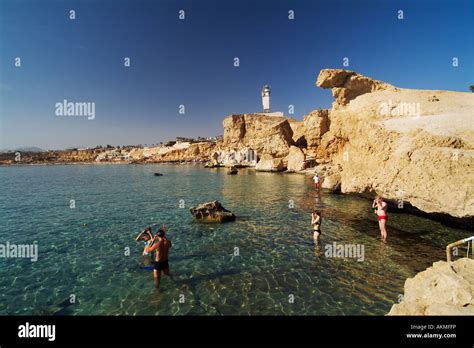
311, 210, 322, 242
313, 174, 321, 192
141, 227, 154, 266
372, 196, 388, 241
143, 229, 172, 288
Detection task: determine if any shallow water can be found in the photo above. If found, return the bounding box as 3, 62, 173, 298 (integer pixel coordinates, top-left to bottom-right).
0, 164, 470, 315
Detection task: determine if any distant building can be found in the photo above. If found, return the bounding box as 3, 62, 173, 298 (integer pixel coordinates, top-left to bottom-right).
258, 85, 284, 117
262, 85, 271, 112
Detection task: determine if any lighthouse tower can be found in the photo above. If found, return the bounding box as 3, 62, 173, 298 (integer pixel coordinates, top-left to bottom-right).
261, 85, 271, 113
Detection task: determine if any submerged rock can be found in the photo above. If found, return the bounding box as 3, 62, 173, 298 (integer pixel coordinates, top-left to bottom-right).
190, 201, 236, 223
227, 167, 238, 175
388, 258, 474, 315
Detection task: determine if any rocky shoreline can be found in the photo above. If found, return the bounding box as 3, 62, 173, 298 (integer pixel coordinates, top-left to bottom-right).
2, 68, 473, 220
388, 258, 474, 315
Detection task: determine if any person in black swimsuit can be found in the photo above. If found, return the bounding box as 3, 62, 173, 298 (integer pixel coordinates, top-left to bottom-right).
311, 210, 322, 242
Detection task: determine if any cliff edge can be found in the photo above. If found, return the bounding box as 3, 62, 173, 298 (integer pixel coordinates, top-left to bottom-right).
388, 258, 474, 315
315, 69, 474, 218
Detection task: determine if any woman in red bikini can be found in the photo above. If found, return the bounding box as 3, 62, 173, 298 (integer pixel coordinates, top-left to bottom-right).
372, 195, 388, 241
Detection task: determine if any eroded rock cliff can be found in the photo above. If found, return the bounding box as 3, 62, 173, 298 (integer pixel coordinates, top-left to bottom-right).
315, 69, 474, 218
316, 68, 397, 108
222, 114, 295, 158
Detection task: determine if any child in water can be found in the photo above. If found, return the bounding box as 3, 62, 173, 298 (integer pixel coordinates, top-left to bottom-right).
311, 210, 322, 242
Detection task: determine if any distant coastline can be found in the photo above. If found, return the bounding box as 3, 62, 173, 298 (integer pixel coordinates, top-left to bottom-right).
2, 155, 472, 231
3, 68, 473, 222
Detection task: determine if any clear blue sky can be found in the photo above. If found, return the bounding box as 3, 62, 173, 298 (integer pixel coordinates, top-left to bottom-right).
1, 0, 473, 150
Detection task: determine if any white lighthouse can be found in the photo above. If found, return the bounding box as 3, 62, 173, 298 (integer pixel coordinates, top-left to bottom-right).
261, 85, 271, 113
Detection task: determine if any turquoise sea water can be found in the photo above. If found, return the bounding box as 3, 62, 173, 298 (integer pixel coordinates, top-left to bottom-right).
0, 164, 470, 315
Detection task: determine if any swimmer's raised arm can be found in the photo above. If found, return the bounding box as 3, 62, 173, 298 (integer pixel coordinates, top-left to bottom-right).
145, 241, 159, 253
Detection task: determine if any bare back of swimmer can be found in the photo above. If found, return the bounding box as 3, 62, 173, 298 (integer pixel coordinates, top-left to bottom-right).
144, 229, 172, 288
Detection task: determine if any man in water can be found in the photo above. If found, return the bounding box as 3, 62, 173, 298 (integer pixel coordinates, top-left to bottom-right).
143, 229, 172, 288
372, 196, 388, 241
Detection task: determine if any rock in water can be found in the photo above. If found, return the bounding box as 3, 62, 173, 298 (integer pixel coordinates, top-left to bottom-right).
227, 167, 238, 175
190, 201, 236, 223
154, 173, 163, 176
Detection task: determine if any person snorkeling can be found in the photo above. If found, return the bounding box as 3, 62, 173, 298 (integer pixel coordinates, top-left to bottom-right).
372, 195, 388, 241
143, 228, 172, 289
142, 227, 153, 243
311, 210, 322, 242
139, 227, 155, 265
